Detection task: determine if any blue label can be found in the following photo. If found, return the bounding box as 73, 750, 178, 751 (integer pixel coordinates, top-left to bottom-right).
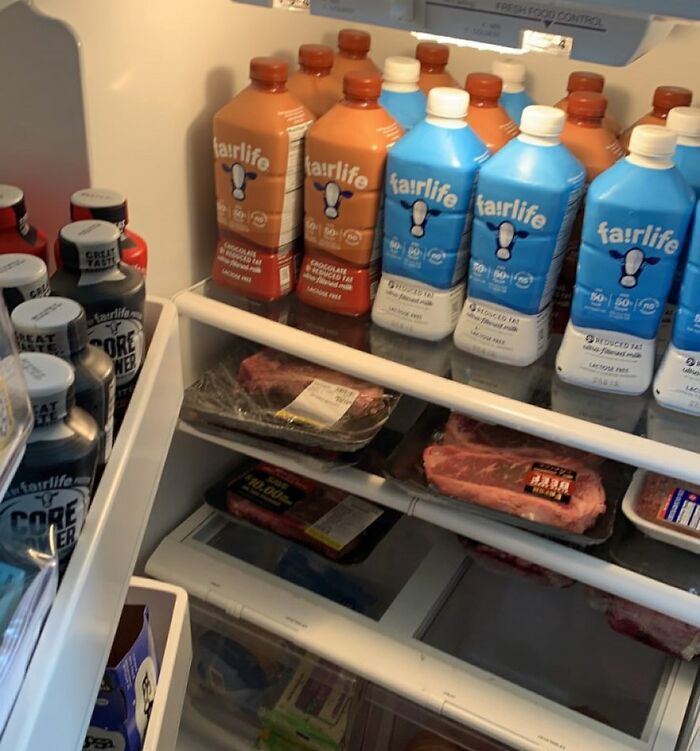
672, 201, 700, 351
675, 144, 700, 198
379, 89, 427, 131
659, 486, 700, 531
499, 90, 533, 126
571, 160, 695, 340
383, 121, 489, 288
468, 139, 584, 316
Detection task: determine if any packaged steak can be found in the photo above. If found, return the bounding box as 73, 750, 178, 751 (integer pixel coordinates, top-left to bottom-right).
181, 340, 399, 451
385, 405, 629, 545
206, 461, 398, 563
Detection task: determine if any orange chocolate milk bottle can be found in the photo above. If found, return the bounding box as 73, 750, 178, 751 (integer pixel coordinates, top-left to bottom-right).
552, 91, 624, 333
619, 85, 693, 152
464, 73, 518, 153
330, 29, 379, 85
212, 57, 314, 301
554, 71, 622, 136
288, 44, 341, 118
416, 42, 458, 94
297, 72, 403, 316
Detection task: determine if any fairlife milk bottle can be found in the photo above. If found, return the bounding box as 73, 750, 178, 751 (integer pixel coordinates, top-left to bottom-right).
556, 125, 695, 394
453, 106, 585, 366
654, 204, 700, 414
492, 59, 534, 126
373, 88, 490, 340
416, 43, 458, 95
379, 57, 427, 132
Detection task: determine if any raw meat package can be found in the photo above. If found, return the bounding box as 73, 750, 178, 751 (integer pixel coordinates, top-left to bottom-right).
181, 342, 399, 451
386, 406, 629, 545
206, 461, 397, 563
587, 588, 700, 661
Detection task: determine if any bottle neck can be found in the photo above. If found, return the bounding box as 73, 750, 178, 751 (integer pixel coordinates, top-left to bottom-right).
420, 63, 446, 74
651, 105, 670, 119
339, 50, 367, 60
250, 79, 287, 93
426, 115, 467, 129
518, 133, 560, 147
676, 134, 700, 148
470, 95, 498, 109
343, 95, 380, 110
300, 65, 331, 77
502, 82, 525, 94
567, 114, 604, 129
626, 152, 674, 169
382, 81, 419, 93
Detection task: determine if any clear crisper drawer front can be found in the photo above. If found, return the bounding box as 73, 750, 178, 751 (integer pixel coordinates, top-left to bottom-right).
192, 511, 446, 621
420, 545, 676, 741
183, 598, 358, 751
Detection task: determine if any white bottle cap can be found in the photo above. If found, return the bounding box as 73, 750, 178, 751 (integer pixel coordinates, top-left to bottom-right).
0, 185, 23, 209
427, 87, 470, 119
0, 254, 47, 289
491, 58, 526, 85
383, 56, 421, 84
667, 106, 700, 139
629, 124, 677, 158
520, 105, 565, 137
20, 352, 75, 425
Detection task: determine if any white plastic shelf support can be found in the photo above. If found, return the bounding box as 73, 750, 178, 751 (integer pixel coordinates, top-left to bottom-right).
0, 299, 183, 751
175, 283, 700, 487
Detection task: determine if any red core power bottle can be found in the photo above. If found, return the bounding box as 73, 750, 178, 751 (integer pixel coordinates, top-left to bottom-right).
53, 188, 148, 274
0, 185, 48, 262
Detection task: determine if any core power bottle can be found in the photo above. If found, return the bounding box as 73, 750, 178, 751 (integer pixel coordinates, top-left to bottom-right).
0, 254, 50, 314
0, 185, 48, 263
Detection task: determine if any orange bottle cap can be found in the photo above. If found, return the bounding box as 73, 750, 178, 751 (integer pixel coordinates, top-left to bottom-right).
338, 28, 371, 54
344, 71, 381, 99
465, 72, 502, 100
299, 44, 334, 71
653, 85, 693, 112
415, 42, 449, 66
567, 91, 607, 118
250, 57, 288, 84
566, 71, 604, 94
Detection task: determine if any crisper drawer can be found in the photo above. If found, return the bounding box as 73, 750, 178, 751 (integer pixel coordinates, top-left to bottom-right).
1, 298, 183, 751
148, 502, 698, 751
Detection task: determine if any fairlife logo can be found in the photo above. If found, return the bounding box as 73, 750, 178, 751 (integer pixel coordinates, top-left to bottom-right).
305, 157, 369, 189
475, 194, 547, 230
608, 247, 659, 288
213, 137, 270, 171
597, 222, 679, 255
222, 162, 257, 200
388, 173, 459, 209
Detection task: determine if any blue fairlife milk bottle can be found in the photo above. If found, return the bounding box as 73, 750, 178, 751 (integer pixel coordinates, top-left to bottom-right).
379, 56, 427, 132
372, 87, 490, 340
556, 125, 695, 395
453, 105, 585, 366
656, 106, 700, 355
492, 58, 534, 126
654, 202, 700, 414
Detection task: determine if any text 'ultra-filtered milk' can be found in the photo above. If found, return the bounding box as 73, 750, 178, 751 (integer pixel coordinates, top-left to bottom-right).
212, 57, 314, 301
454, 105, 585, 366
373, 87, 490, 340
556, 125, 695, 395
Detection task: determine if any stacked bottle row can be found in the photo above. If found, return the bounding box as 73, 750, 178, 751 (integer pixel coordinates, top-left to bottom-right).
0, 186, 148, 568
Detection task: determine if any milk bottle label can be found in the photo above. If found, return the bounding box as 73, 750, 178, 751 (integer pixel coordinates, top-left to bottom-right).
89, 308, 145, 388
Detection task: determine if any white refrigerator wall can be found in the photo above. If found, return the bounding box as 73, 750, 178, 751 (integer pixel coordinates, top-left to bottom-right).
3, 0, 700, 296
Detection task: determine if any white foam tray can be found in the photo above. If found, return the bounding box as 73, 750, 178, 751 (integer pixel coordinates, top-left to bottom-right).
622, 469, 700, 556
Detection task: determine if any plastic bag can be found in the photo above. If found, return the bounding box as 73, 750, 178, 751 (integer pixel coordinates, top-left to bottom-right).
182, 341, 400, 451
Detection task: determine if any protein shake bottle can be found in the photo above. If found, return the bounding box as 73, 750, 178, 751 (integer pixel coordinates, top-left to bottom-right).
464, 73, 518, 154
0, 186, 48, 262
330, 29, 378, 85
555, 71, 622, 136
212, 57, 314, 300
374, 87, 490, 340
454, 105, 585, 366
13, 297, 116, 468
0, 254, 49, 313
53, 188, 148, 275
415, 42, 458, 95
0, 353, 98, 565
51, 220, 145, 424
492, 59, 534, 125
553, 92, 625, 332
380, 56, 427, 132
619, 85, 692, 152
298, 72, 403, 316
556, 125, 695, 394
288, 44, 340, 118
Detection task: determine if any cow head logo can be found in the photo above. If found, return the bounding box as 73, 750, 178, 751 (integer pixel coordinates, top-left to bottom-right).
314, 181, 353, 219
37, 491, 59, 509
609, 248, 660, 288
108, 321, 122, 338
400, 199, 441, 239
222, 162, 257, 200
486, 221, 529, 261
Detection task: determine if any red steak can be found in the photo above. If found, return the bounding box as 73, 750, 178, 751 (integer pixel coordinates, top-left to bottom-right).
423, 445, 605, 533
238, 349, 385, 417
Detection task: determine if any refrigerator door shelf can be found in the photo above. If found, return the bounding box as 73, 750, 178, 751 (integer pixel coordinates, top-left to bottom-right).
147, 504, 698, 751
0, 299, 183, 751
177, 420, 700, 629
175, 280, 700, 490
